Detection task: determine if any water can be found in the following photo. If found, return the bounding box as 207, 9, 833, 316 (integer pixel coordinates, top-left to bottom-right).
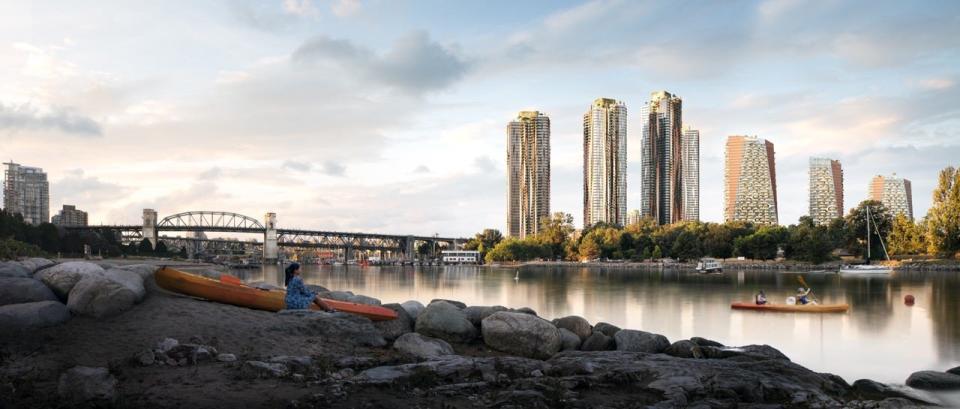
232, 264, 960, 384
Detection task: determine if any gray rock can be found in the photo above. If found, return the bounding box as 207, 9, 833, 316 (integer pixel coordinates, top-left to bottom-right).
18, 258, 55, 273
348, 294, 381, 306
135, 350, 156, 366
66, 274, 138, 318
905, 370, 960, 390
248, 281, 281, 290
481, 311, 561, 359
101, 268, 147, 303
35, 261, 106, 299
240, 361, 288, 379
690, 336, 724, 348
319, 290, 355, 302
0, 261, 30, 278
558, 328, 582, 351
701, 344, 791, 362
664, 340, 704, 359
415, 301, 477, 343
552, 315, 592, 341
166, 344, 213, 364
852, 379, 939, 405
581, 332, 615, 351
373, 303, 414, 341
269, 355, 312, 372
0, 300, 70, 329
394, 332, 455, 360
593, 322, 621, 337
305, 284, 330, 293
948, 366, 960, 376
118, 264, 160, 279
57, 366, 117, 404
614, 329, 670, 353
272, 311, 386, 347
0, 277, 59, 306
512, 307, 537, 316
463, 305, 508, 327
430, 298, 466, 309
354, 355, 546, 385
401, 300, 425, 319
217, 353, 237, 362
156, 337, 179, 353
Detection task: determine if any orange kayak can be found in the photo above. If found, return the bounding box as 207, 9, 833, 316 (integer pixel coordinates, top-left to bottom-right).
155, 267, 397, 321
730, 302, 849, 313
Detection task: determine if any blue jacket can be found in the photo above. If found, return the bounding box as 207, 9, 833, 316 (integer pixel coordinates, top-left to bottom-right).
284, 276, 315, 309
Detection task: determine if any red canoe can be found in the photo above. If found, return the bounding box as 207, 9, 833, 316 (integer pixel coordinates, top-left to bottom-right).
730, 302, 849, 313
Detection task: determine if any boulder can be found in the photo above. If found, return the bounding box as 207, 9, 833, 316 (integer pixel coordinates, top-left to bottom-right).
240, 361, 289, 379
217, 353, 237, 362
415, 301, 477, 343
0, 277, 59, 306
0, 261, 30, 278
34, 261, 106, 299
373, 303, 414, 341
268, 356, 312, 373
664, 340, 704, 359
690, 336, 724, 348
513, 307, 537, 316
135, 350, 156, 366
19, 258, 55, 273
319, 291, 355, 302
156, 338, 179, 353
581, 332, 615, 351
552, 315, 592, 341
614, 329, 670, 353
305, 284, 330, 293
249, 281, 281, 290
165, 344, 214, 364
592, 322, 622, 337
558, 328, 581, 351
57, 366, 117, 404
701, 344, 790, 362
66, 274, 138, 318
852, 379, 939, 405
0, 300, 70, 329
348, 294, 381, 306
430, 299, 466, 309
481, 311, 561, 359
393, 333, 455, 360
401, 300, 425, 319
905, 370, 960, 390
119, 264, 160, 279
101, 268, 147, 302
463, 305, 509, 327
948, 366, 960, 376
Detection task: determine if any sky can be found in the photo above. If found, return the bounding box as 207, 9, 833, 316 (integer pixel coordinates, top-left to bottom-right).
1, 0, 958, 238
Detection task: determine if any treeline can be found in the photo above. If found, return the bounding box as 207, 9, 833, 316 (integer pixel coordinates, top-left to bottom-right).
0, 210, 187, 259
468, 166, 960, 264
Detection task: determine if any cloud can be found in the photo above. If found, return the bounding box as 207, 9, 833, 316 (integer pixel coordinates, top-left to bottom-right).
413, 165, 431, 173
331, 0, 360, 17
198, 167, 222, 180
282, 160, 312, 172
320, 161, 346, 176
917, 78, 955, 91
293, 31, 469, 93
283, 0, 319, 17
0, 102, 102, 136
473, 156, 497, 173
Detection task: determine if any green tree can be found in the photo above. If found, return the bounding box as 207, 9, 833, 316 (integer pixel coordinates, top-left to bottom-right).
888, 213, 926, 255
651, 245, 662, 260
178, 246, 188, 259
537, 212, 575, 258
155, 241, 169, 255
787, 217, 835, 264
138, 238, 154, 254
844, 200, 893, 261
927, 166, 960, 256
671, 230, 702, 261
578, 238, 600, 260
38, 223, 60, 253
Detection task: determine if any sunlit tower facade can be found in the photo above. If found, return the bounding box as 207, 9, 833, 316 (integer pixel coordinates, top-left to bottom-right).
583, 98, 627, 227
869, 174, 913, 220
724, 136, 778, 225
639, 91, 684, 225
808, 158, 844, 225
506, 111, 551, 238
681, 126, 700, 222
3, 162, 49, 225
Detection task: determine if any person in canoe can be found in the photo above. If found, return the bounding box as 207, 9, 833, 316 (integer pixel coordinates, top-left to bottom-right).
755, 290, 767, 305
284, 263, 335, 312
796, 287, 817, 305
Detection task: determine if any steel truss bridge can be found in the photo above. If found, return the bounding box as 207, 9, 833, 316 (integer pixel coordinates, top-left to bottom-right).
65, 210, 465, 261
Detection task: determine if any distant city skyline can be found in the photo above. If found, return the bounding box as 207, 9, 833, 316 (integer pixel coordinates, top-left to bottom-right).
1, 1, 957, 236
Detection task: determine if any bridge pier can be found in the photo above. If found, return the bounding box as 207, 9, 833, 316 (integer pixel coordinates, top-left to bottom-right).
264, 212, 278, 262
142, 209, 158, 250
404, 236, 414, 261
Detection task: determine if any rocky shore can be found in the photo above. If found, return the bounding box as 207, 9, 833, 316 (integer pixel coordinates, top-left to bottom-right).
1, 258, 956, 408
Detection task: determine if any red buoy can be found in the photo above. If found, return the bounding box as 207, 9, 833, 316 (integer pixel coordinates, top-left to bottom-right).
905, 295, 915, 306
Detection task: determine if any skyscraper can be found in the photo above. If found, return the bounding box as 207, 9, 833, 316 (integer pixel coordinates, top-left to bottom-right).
639, 91, 683, 225
724, 136, 778, 225
808, 158, 844, 225
3, 162, 49, 225
506, 111, 550, 238
869, 174, 913, 220
681, 126, 700, 222
52, 204, 89, 227
583, 98, 627, 227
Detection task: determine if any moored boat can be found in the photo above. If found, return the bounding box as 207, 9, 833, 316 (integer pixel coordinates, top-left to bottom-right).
696, 258, 723, 273
730, 302, 849, 313
155, 267, 397, 321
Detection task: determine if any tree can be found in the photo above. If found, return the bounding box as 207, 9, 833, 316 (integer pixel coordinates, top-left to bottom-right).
927, 166, 960, 256
578, 238, 600, 261
179, 246, 188, 259
651, 245, 662, 260
139, 238, 154, 254
38, 223, 60, 253
888, 214, 926, 255
844, 200, 893, 260
155, 241, 169, 256
671, 230, 702, 261
537, 212, 575, 258
734, 226, 786, 260
787, 218, 835, 264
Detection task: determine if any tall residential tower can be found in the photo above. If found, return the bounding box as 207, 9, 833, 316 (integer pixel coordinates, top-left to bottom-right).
3, 162, 49, 225
681, 126, 700, 222
583, 98, 627, 227
869, 174, 913, 220
506, 111, 551, 238
724, 136, 778, 225
809, 158, 844, 225
639, 91, 684, 225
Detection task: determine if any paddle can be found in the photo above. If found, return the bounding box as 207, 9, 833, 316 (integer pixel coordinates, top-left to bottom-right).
796, 276, 819, 304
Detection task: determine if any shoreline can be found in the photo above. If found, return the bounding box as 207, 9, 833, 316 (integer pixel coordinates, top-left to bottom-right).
489, 258, 960, 272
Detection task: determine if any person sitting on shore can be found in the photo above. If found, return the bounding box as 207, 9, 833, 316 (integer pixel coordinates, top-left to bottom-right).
755, 290, 767, 305
284, 264, 334, 311
284, 262, 299, 287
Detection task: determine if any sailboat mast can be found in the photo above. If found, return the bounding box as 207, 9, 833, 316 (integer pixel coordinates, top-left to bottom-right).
866, 205, 871, 262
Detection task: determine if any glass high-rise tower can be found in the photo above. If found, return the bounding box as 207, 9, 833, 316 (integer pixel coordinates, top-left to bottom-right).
640, 91, 689, 225
3, 162, 50, 225
506, 111, 550, 238
809, 158, 844, 225
724, 136, 778, 225
681, 126, 700, 222
583, 98, 627, 227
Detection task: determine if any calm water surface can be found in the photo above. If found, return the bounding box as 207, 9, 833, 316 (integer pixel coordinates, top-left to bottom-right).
233, 264, 960, 384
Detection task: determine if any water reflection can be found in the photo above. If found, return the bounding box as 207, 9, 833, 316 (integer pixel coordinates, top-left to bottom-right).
231, 264, 960, 384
